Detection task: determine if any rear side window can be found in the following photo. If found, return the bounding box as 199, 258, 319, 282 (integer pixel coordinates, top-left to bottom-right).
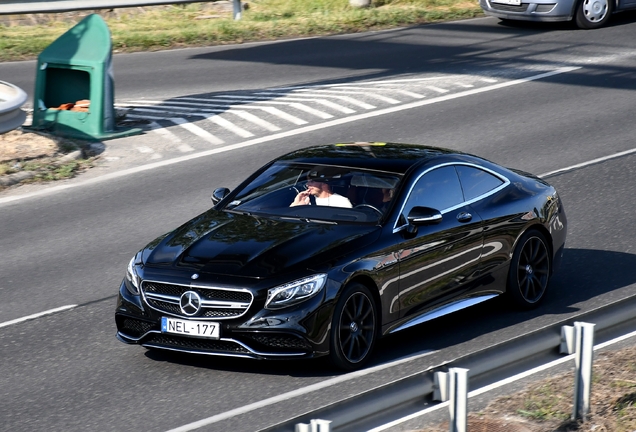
456, 165, 504, 201
403, 166, 464, 215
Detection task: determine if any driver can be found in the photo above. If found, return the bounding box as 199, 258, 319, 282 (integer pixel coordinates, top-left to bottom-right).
290, 168, 352, 208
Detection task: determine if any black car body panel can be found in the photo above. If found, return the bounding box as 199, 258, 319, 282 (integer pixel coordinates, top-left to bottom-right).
115, 143, 567, 369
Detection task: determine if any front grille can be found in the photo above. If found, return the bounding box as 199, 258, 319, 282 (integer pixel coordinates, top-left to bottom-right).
489, 2, 529, 11
120, 318, 155, 338
144, 334, 250, 354
141, 280, 253, 320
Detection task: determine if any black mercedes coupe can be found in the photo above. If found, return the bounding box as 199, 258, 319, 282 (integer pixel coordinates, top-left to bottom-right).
115, 142, 567, 370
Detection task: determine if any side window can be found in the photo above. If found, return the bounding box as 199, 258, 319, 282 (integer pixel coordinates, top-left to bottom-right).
403, 166, 464, 217
456, 165, 504, 201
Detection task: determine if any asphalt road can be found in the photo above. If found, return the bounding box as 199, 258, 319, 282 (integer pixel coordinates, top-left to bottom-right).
1, 14, 636, 432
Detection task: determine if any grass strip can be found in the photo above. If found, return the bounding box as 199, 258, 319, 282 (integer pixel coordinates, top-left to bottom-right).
0, 0, 483, 62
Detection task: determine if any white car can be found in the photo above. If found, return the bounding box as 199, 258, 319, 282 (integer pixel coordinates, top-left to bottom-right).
480, 0, 636, 29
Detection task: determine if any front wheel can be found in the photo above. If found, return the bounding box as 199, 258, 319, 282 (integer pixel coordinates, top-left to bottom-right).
575, 0, 612, 29
329, 283, 378, 371
507, 230, 551, 309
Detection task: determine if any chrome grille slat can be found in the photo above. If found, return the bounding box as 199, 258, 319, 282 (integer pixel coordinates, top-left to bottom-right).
141, 280, 253, 320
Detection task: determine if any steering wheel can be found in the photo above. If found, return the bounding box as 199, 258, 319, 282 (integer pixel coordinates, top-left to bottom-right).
354, 204, 382, 216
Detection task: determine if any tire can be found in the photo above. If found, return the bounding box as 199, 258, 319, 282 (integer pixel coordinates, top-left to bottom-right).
575, 0, 613, 29
507, 230, 552, 309
329, 283, 378, 371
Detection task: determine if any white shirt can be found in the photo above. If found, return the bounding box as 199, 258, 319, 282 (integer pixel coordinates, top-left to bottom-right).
315, 193, 352, 208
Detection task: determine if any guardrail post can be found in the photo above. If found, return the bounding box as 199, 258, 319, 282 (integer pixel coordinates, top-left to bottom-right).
448, 367, 469, 432
233, 0, 242, 20
572, 322, 595, 421
294, 419, 331, 432
433, 371, 449, 402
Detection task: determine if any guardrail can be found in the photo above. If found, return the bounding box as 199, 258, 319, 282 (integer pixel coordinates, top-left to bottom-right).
0, 81, 27, 134
0, 0, 216, 15
262, 294, 636, 432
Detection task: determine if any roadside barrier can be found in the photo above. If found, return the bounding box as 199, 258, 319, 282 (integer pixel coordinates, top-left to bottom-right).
0, 80, 27, 134
274, 295, 636, 432
294, 321, 598, 432
0, 0, 243, 18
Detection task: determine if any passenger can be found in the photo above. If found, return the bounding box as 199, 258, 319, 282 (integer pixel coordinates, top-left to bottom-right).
380, 188, 394, 212
291, 172, 352, 208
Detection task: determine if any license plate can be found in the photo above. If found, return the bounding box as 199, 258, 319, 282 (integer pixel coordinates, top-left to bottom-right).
161, 317, 220, 339
491, 0, 521, 5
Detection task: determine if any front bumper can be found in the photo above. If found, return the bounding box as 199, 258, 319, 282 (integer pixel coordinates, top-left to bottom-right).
480, 0, 576, 21
115, 279, 332, 360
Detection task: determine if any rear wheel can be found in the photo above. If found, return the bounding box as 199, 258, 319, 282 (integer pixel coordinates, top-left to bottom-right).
507, 230, 551, 309
329, 283, 378, 371
575, 0, 612, 29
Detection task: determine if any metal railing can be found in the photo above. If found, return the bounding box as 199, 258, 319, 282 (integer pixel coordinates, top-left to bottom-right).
264, 294, 636, 431
0, 0, 217, 15
0, 81, 27, 134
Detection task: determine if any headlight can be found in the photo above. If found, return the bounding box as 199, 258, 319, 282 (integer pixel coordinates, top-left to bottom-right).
125, 254, 142, 295
265, 274, 327, 310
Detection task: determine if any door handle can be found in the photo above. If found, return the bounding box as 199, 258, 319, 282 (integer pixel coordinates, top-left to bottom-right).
457, 212, 472, 222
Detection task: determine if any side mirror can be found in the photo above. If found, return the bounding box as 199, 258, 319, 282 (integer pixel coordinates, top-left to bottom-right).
407, 206, 442, 226
211, 187, 231, 205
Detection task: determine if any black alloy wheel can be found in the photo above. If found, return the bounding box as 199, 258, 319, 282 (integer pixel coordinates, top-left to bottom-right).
329, 283, 378, 370
575, 0, 613, 29
507, 230, 551, 309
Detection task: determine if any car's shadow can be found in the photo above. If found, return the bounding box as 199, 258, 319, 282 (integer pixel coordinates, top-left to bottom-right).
144, 248, 636, 376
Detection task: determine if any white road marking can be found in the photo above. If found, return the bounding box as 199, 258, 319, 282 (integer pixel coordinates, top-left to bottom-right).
288, 102, 334, 119
148, 121, 195, 152
395, 89, 426, 99
164, 349, 439, 432
427, 86, 450, 94
270, 76, 452, 90
206, 114, 254, 138
148, 121, 181, 143
169, 117, 224, 145
299, 89, 402, 104
127, 103, 308, 126
258, 91, 376, 109
0, 67, 581, 205
538, 147, 636, 178
228, 109, 281, 131
368, 327, 636, 431
175, 96, 334, 119
0, 305, 77, 329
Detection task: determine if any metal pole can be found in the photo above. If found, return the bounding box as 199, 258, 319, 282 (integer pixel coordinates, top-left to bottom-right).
572, 321, 595, 421
233, 0, 242, 20
448, 367, 469, 432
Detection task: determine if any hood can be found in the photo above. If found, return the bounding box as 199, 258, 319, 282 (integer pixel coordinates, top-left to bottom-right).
143, 210, 380, 278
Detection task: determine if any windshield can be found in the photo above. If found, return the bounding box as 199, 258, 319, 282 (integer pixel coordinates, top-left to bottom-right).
223, 162, 402, 223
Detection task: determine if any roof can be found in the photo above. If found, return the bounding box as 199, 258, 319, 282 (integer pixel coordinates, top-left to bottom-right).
277, 142, 459, 174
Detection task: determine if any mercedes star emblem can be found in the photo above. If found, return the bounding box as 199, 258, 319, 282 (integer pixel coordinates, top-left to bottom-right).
180, 291, 202, 316
191, 273, 199, 280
